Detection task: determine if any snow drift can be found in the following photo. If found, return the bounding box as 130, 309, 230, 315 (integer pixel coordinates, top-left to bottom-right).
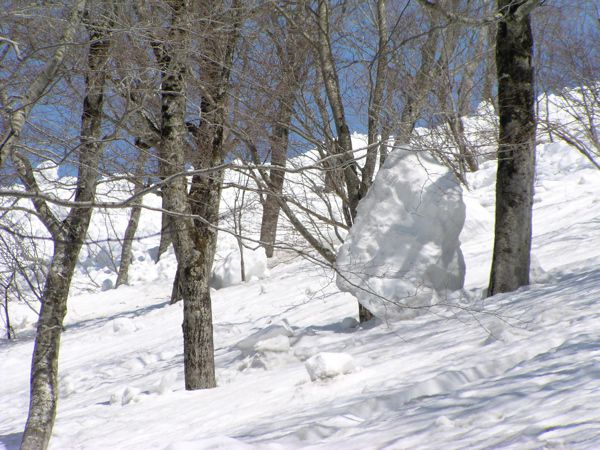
336, 148, 466, 320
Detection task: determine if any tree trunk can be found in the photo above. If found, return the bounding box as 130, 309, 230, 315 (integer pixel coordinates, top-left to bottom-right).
488, 0, 537, 296
315, 0, 373, 322
258, 8, 308, 258
156, 213, 173, 262
116, 148, 147, 287
21, 243, 79, 450
21, 4, 111, 447
154, 0, 217, 390
315, 0, 360, 222
155, 0, 241, 390
362, 0, 388, 199
260, 104, 292, 258
115, 202, 142, 287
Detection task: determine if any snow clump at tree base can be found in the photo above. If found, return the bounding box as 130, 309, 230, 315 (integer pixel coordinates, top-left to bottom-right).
336, 147, 466, 320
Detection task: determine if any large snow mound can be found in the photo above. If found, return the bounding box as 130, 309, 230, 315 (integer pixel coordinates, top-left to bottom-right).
336, 148, 466, 320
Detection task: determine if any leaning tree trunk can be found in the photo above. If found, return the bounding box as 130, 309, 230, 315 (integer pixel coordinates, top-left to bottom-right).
362, 0, 388, 198
488, 0, 537, 296
20, 5, 111, 448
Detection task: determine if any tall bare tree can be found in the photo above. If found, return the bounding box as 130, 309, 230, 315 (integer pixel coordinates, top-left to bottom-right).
17, 2, 113, 448
152, 0, 241, 389
259, 6, 310, 258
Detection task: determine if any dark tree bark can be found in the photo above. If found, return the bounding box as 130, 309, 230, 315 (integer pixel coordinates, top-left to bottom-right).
20, 4, 111, 448
184, 1, 241, 389
488, 0, 538, 296
116, 142, 148, 287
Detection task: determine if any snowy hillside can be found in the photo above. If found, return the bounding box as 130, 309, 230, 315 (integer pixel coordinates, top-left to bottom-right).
2, 140, 600, 449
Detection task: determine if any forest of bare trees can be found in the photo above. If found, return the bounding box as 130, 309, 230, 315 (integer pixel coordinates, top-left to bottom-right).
0, 0, 598, 448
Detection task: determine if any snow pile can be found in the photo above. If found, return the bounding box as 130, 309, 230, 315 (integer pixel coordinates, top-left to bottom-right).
235, 322, 294, 357
336, 148, 466, 320
305, 352, 356, 381
211, 246, 268, 289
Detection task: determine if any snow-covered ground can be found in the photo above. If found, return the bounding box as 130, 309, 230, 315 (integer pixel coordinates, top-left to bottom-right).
2, 140, 600, 449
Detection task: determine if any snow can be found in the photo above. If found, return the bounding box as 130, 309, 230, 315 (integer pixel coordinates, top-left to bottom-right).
2, 135, 600, 449
336, 148, 466, 320
305, 352, 357, 381
211, 246, 269, 289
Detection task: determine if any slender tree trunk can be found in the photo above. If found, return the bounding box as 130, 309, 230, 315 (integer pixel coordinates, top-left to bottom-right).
156, 214, 173, 262
21, 5, 111, 447
315, 0, 374, 322
116, 148, 147, 287
115, 202, 142, 287
315, 0, 360, 222
260, 103, 292, 258
258, 8, 309, 258
362, 0, 388, 199
488, 0, 537, 296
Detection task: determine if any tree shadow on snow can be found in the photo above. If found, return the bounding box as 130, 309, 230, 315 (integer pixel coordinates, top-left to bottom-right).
0, 432, 22, 450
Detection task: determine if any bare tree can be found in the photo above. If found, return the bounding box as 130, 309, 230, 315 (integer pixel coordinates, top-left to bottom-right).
151, 0, 242, 390
16, 2, 113, 447
258, 5, 310, 258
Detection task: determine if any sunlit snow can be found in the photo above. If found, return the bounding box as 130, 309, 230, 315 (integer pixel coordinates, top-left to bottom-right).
1, 139, 600, 449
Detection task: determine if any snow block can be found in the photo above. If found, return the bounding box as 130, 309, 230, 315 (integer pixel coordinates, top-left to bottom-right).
336, 148, 466, 320
305, 352, 356, 381
211, 247, 268, 289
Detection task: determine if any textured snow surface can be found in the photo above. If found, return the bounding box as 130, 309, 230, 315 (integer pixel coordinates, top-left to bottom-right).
2, 141, 600, 450
336, 148, 466, 320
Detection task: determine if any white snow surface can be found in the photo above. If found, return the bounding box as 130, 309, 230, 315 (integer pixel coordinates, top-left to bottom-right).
305, 352, 357, 382
336, 148, 466, 320
212, 246, 269, 289
2, 140, 600, 449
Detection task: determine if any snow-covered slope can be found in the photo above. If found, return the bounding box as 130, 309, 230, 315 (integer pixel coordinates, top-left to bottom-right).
1, 141, 600, 449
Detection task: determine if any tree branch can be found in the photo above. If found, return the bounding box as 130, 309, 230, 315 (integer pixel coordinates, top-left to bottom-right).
10, 152, 63, 240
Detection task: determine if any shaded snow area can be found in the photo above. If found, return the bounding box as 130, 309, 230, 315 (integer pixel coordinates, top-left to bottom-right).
336, 148, 466, 320
2, 141, 600, 449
